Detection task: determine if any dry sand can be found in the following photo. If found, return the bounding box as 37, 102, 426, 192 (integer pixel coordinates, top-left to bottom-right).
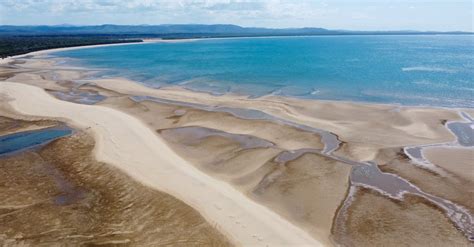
0, 118, 230, 246
1, 47, 473, 246
89, 77, 461, 161
159, 125, 351, 246
0, 81, 322, 246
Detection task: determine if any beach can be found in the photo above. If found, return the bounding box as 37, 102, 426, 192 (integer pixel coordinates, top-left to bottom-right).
0, 45, 472, 246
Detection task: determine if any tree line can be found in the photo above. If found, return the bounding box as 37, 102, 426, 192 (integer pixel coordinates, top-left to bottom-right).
0, 36, 142, 59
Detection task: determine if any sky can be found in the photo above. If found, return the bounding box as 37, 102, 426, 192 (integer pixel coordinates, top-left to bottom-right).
0, 0, 472, 31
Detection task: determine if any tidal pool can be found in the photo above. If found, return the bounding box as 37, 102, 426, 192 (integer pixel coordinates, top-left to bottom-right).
0, 126, 73, 155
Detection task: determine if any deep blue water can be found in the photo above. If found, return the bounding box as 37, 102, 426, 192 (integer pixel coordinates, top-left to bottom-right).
53, 35, 474, 107
0, 127, 72, 155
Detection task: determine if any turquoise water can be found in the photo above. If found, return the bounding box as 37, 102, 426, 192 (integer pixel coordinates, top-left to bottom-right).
54, 35, 474, 107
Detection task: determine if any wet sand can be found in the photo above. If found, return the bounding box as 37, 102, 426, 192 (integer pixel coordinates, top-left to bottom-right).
0, 48, 473, 246
0, 118, 230, 246
339, 188, 469, 246
1, 82, 322, 246
423, 147, 474, 181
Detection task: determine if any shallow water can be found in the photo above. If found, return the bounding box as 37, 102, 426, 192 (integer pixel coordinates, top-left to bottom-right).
133, 94, 473, 241
131, 95, 341, 154
274, 148, 320, 163
161, 126, 274, 149
0, 126, 72, 155
54, 35, 474, 107
404, 111, 474, 174
447, 121, 474, 147
50, 90, 106, 105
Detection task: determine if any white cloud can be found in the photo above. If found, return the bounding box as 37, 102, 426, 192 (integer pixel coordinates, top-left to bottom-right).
0, 0, 472, 31
0, 0, 328, 17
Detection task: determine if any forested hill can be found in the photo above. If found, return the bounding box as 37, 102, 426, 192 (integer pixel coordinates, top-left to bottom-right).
0, 24, 471, 59
0, 24, 471, 36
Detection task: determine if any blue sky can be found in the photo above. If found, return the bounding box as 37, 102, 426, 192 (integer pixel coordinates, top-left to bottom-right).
0, 0, 472, 31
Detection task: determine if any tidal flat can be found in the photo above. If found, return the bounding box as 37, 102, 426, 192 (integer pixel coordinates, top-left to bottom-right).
0, 48, 472, 246
0, 117, 230, 246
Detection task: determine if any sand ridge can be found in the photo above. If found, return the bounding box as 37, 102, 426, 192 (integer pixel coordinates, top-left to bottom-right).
1, 81, 323, 246
0, 118, 230, 246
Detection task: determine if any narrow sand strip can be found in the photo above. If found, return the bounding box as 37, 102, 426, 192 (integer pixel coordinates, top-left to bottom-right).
0, 82, 322, 247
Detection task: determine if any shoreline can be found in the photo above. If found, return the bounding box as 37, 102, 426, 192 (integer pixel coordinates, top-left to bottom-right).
1, 43, 473, 245
50, 44, 474, 110
4, 39, 473, 110
0, 39, 163, 64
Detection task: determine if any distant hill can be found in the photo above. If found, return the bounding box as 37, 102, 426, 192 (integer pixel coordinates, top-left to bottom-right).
0, 24, 471, 58
0, 24, 471, 37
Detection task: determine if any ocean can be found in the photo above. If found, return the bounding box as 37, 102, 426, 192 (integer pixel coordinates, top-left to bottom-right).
53, 35, 474, 108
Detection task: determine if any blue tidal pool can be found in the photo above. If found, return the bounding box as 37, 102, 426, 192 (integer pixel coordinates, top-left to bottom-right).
0, 126, 73, 155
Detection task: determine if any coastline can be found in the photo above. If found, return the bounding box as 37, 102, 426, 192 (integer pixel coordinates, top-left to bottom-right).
5, 38, 472, 111
0, 39, 163, 65
1, 43, 473, 246
48, 41, 474, 111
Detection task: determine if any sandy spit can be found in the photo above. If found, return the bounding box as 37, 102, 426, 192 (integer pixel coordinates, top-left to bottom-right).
0, 81, 323, 247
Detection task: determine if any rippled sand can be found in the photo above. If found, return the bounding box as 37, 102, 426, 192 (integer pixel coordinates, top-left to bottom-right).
0, 118, 230, 246
1, 51, 472, 246
342, 189, 469, 246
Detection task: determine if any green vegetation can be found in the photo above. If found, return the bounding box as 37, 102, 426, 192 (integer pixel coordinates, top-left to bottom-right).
0, 36, 142, 59
1, 24, 471, 59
